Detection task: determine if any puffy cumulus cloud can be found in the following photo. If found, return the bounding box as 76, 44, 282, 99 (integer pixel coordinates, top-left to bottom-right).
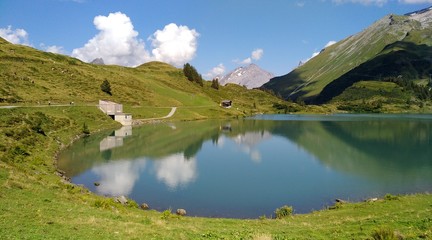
332, 0, 388, 6
238, 48, 264, 64
72, 12, 150, 67
149, 23, 199, 67
205, 63, 225, 79
399, 0, 432, 3
0, 25, 30, 45
72, 13, 199, 67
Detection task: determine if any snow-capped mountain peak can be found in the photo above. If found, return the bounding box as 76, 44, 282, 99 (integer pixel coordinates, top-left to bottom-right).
218, 64, 274, 89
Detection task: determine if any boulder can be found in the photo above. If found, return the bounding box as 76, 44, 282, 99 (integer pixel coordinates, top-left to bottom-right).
176, 209, 187, 216
115, 196, 128, 205
140, 203, 149, 210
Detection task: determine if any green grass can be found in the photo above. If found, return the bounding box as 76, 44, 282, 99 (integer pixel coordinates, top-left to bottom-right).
1, 105, 432, 240
1, 37, 432, 239
0, 38, 285, 115
331, 81, 432, 113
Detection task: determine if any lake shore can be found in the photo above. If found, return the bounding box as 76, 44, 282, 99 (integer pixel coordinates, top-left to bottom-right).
1, 106, 431, 239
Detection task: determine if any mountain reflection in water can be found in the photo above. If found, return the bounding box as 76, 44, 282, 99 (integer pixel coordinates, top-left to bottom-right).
57, 115, 432, 218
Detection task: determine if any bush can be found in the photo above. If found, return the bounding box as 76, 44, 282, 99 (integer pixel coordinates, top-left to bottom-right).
384, 194, 400, 201
161, 209, 172, 220
371, 227, 399, 240
274, 205, 293, 219
100, 79, 112, 95
82, 123, 90, 135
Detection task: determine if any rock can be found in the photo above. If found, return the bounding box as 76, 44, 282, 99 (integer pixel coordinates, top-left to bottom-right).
176, 209, 187, 216
140, 203, 149, 210
115, 196, 128, 205
366, 198, 378, 202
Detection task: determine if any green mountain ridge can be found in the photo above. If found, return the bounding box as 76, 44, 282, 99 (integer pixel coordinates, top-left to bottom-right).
0, 37, 284, 117
263, 9, 432, 105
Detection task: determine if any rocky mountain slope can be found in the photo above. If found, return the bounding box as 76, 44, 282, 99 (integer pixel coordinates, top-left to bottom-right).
263, 7, 432, 104
219, 64, 274, 89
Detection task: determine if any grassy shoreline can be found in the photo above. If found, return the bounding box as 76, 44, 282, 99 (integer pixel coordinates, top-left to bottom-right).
1, 106, 431, 239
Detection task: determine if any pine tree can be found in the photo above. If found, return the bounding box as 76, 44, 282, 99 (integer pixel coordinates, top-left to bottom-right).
100, 79, 112, 95
211, 78, 220, 90
183, 63, 203, 87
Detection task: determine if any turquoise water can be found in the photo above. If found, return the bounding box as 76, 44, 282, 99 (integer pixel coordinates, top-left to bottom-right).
57, 114, 432, 218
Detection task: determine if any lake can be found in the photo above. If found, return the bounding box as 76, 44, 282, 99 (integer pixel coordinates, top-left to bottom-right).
57, 114, 432, 218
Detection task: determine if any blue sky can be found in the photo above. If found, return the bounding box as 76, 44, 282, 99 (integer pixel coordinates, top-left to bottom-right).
1, 0, 432, 78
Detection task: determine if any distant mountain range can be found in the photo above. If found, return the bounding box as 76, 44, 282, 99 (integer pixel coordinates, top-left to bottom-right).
90, 58, 105, 65
218, 64, 274, 89
263, 6, 432, 104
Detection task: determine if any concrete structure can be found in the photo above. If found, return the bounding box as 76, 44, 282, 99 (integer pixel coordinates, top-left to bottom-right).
99, 100, 123, 115
114, 114, 132, 126
98, 100, 132, 126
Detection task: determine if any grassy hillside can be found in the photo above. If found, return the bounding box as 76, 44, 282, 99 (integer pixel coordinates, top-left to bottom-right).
1, 107, 431, 239
0, 28, 431, 239
263, 12, 432, 107
0, 37, 285, 119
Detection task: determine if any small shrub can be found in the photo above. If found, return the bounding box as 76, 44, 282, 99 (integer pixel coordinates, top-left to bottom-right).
384, 194, 400, 201
161, 209, 172, 220
82, 123, 90, 135
94, 198, 116, 209
371, 227, 399, 240
274, 205, 293, 219
127, 199, 139, 208
100, 79, 112, 95
329, 202, 344, 210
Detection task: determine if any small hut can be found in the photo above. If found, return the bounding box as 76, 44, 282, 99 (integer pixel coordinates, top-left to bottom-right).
220, 100, 232, 108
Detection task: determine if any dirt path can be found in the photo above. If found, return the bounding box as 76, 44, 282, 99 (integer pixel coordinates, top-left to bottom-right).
132, 107, 177, 125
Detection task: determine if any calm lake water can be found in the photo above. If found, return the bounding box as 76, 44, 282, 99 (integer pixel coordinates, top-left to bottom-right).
57, 114, 432, 218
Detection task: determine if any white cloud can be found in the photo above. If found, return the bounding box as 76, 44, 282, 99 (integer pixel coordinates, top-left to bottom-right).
399, 0, 432, 3
205, 63, 225, 79
251, 48, 264, 61
332, 0, 388, 6
241, 57, 252, 64
72, 12, 150, 67
237, 48, 264, 65
149, 23, 199, 67
0, 26, 30, 45
40, 43, 66, 54
325, 40, 337, 48
296, 2, 306, 7
302, 40, 336, 64
72, 12, 199, 67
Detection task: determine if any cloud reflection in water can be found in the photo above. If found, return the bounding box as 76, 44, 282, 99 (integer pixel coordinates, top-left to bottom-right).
153, 153, 197, 190
92, 159, 147, 196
